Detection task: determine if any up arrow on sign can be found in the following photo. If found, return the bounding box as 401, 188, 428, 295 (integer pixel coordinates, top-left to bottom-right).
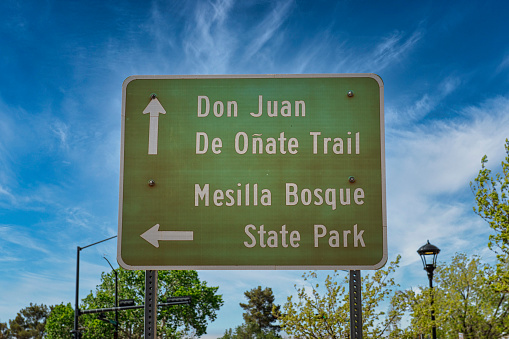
143, 96, 166, 155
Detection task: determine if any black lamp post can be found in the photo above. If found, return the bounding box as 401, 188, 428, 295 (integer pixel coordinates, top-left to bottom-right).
104, 256, 119, 339
73, 236, 117, 339
417, 240, 440, 339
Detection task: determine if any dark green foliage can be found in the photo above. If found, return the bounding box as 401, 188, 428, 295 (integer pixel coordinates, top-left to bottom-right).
157, 270, 224, 337
7, 303, 50, 339
45, 269, 223, 338
74, 269, 223, 338
0, 322, 9, 339
240, 286, 280, 333
220, 286, 281, 338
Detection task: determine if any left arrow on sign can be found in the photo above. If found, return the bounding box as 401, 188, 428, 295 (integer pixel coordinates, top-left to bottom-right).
143, 97, 166, 155
140, 224, 194, 248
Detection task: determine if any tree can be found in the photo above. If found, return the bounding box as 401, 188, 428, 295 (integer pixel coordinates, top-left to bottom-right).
471, 138, 509, 291
276, 256, 401, 338
57, 268, 222, 338
220, 322, 281, 339
240, 286, 281, 334
45, 303, 75, 339
220, 286, 281, 339
7, 303, 50, 339
157, 270, 224, 337
393, 253, 509, 338
0, 322, 9, 339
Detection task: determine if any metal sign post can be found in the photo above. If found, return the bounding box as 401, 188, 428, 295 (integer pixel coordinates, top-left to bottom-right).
144, 270, 158, 339
349, 270, 362, 339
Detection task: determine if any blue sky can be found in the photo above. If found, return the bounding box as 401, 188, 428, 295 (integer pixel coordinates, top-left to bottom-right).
1, 0, 509, 337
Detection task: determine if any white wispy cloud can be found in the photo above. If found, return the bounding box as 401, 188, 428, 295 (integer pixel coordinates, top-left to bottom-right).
241, 0, 295, 62
0, 181, 56, 212
0, 101, 21, 186
102, 0, 420, 78
0, 270, 75, 322
387, 96, 509, 266
63, 207, 94, 230
176, 0, 296, 74
273, 24, 424, 75
0, 256, 22, 264
0, 225, 51, 255
182, 0, 236, 74
369, 29, 423, 71
50, 120, 70, 150
496, 54, 509, 73
387, 76, 461, 125
309, 27, 425, 75
0, 185, 16, 204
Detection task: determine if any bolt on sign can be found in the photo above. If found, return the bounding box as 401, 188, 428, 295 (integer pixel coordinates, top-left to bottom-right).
118, 74, 386, 270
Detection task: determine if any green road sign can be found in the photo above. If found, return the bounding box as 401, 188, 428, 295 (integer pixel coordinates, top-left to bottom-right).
118, 74, 386, 270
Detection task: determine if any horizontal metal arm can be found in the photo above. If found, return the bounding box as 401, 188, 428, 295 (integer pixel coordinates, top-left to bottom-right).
79, 296, 192, 315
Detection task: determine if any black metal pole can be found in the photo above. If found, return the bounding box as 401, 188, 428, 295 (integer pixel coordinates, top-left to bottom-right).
73, 246, 81, 338
115, 271, 118, 339
428, 271, 436, 339
145, 270, 158, 339
104, 257, 119, 339
349, 270, 362, 339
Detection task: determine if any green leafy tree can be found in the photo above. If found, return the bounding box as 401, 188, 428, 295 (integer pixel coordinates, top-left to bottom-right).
393, 253, 509, 338
8, 303, 50, 339
220, 322, 281, 339
276, 256, 401, 338
67, 268, 222, 338
157, 270, 224, 337
45, 303, 75, 339
471, 138, 509, 290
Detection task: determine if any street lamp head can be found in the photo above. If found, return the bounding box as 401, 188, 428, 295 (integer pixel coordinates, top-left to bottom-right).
417, 240, 440, 274
417, 240, 440, 339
